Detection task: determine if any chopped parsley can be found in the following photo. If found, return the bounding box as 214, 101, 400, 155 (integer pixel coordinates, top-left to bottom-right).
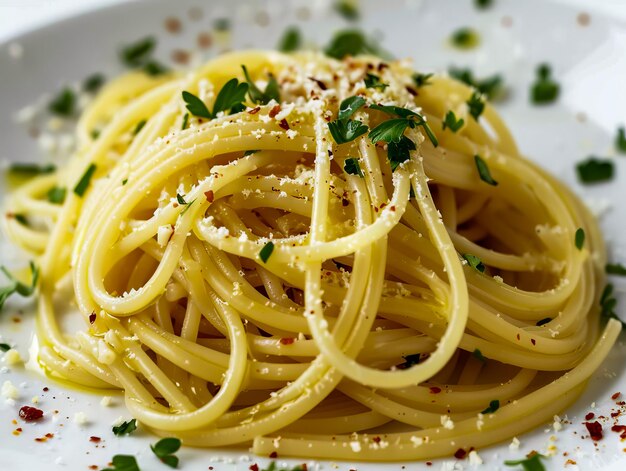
449, 67, 504, 100
504, 453, 547, 471
143, 60, 168, 76
338, 96, 366, 120
412, 72, 434, 88
74, 163, 97, 197
112, 418, 137, 436
48, 88, 75, 116
14, 214, 28, 226
241, 65, 280, 105
606, 263, 626, 276
214, 18, 231, 31
261, 462, 305, 471
181, 113, 189, 130
334, 0, 359, 21
324, 29, 379, 59
450, 27, 480, 49
344, 157, 364, 177
150, 437, 181, 469
259, 241, 275, 263
132, 119, 146, 136
475, 0, 494, 9
617, 126, 626, 153
47, 186, 66, 204
401, 353, 421, 368
387, 136, 417, 170
531, 64, 559, 104
83, 74, 105, 93
121, 37, 156, 67
364, 73, 388, 90
575, 228, 585, 250
182, 79, 248, 120
442, 110, 464, 132
474, 154, 498, 186
102, 454, 140, 471
0, 343, 10, 352
9, 163, 56, 175
576, 157, 614, 184
176, 193, 189, 205
243, 150, 259, 156
600, 284, 624, 328
536, 317, 552, 326
481, 399, 500, 414
91, 129, 100, 139
472, 348, 486, 362
278, 27, 302, 52
466, 91, 485, 120
182, 91, 211, 119
369, 104, 438, 147
463, 254, 485, 273
0, 261, 39, 311
328, 118, 368, 144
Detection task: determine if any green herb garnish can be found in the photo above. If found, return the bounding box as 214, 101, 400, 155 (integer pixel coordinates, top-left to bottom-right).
91, 129, 101, 139
449, 67, 503, 100
112, 418, 137, 436
102, 454, 140, 471
504, 453, 547, 471
243, 150, 259, 156
474, 154, 498, 186
324, 29, 379, 59
334, 0, 359, 21
47, 187, 66, 204
214, 18, 230, 31
344, 158, 364, 177
328, 118, 369, 144
150, 437, 181, 468
181, 113, 189, 130
278, 27, 302, 52
463, 254, 485, 273
364, 73, 388, 90
475, 0, 494, 9
412, 72, 433, 88
531, 64, 559, 104
182, 91, 211, 119
401, 353, 421, 368
442, 110, 464, 132
143, 60, 168, 76
575, 228, 585, 250
74, 163, 97, 197
9, 163, 56, 176
49, 88, 75, 117
472, 348, 486, 362
466, 91, 485, 120
14, 214, 28, 226
83, 74, 105, 93
241, 65, 280, 105
132, 120, 146, 136
450, 27, 480, 49
182, 79, 248, 121
600, 284, 625, 328
0, 261, 39, 311
369, 104, 438, 147
606, 263, 626, 276
259, 241, 275, 263
120, 37, 156, 67
617, 126, 626, 153
0, 343, 10, 352
481, 399, 500, 414
576, 157, 614, 184
261, 462, 305, 471
338, 96, 366, 120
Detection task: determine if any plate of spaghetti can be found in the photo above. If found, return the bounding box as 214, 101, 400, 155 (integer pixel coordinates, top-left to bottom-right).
1, 0, 626, 470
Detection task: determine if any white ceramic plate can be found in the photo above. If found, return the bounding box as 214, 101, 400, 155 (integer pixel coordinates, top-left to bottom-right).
2, 0, 626, 469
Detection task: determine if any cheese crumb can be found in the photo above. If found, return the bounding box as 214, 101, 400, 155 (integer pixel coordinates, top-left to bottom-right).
74, 411, 88, 425
441, 415, 455, 430
468, 450, 483, 466
350, 441, 361, 452
31, 395, 39, 404
100, 396, 113, 407
157, 224, 174, 247
3, 349, 22, 366
509, 437, 520, 450
2, 380, 19, 400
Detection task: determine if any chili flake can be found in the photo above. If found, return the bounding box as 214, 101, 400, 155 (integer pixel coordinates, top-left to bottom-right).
19, 406, 44, 421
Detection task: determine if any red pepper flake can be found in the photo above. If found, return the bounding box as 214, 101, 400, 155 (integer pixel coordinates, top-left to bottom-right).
269, 105, 281, 118
171, 49, 190, 65
248, 106, 261, 115
405, 86, 418, 96
611, 425, 626, 440
426, 462, 433, 466
342, 198, 349, 207
89, 311, 96, 324
429, 387, 442, 394
164, 17, 182, 34
308, 77, 327, 90
46, 433, 53, 438
301, 464, 308, 471
204, 190, 214, 203
279, 337, 295, 345
584, 421, 603, 441
89, 436, 101, 443
269, 451, 278, 458
249, 465, 259, 471
372, 436, 381, 443
531, 338, 536, 346
585, 412, 595, 420
611, 411, 621, 418
278, 119, 290, 130
89, 466, 98, 471
565, 459, 577, 466
43, 387, 49, 392
613, 392, 622, 400
454, 448, 467, 459
516, 333, 521, 341
19, 406, 44, 422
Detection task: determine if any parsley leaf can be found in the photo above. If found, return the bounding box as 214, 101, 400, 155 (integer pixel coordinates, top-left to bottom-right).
214, 18, 230, 31
475, 0, 494, 9
369, 104, 438, 147
120, 37, 155, 67
13, 214, 28, 226
413, 72, 433, 88
600, 284, 625, 328
481, 399, 500, 414
449, 67, 504, 100
617, 126, 626, 153
576, 157, 614, 184
143, 60, 168, 76
241, 65, 280, 105
466, 91, 485, 120
575, 228, 585, 250
388, 136, 416, 170
364, 73, 388, 90
181, 113, 189, 130
49, 88, 75, 117
334, 0, 359, 21
74, 163, 97, 197
150, 437, 181, 469
338, 96, 366, 120
324, 29, 379, 59
243, 150, 259, 156
472, 348, 486, 362
328, 118, 369, 144
369, 118, 410, 144
182, 91, 211, 119
504, 453, 547, 471
442, 110, 464, 132
401, 353, 421, 368
132, 120, 146, 136
463, 254, 485, 273
531, 64, 559, 104
344, 157, 364, 177
47, 186, 66, 204
606, 263, 626, 276
112, 419, 137, 436
0, 343, 10, 352
83, 74, 105, 93
212, 78, 249, 116
102, 454, 140, 471
278, 27, 302, 52
450, 27, 480, 49
0, 261, 39, 311
9, 163, 55, 176
474, 154, 498, 185
259, 241, 275, 263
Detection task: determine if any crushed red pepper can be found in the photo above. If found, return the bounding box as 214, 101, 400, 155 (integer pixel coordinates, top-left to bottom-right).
429, 386, 442, 394
278, 118, 290, 130
19, 406, 44, 421
279, 337, 295, 345
584, 421, 603, 441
